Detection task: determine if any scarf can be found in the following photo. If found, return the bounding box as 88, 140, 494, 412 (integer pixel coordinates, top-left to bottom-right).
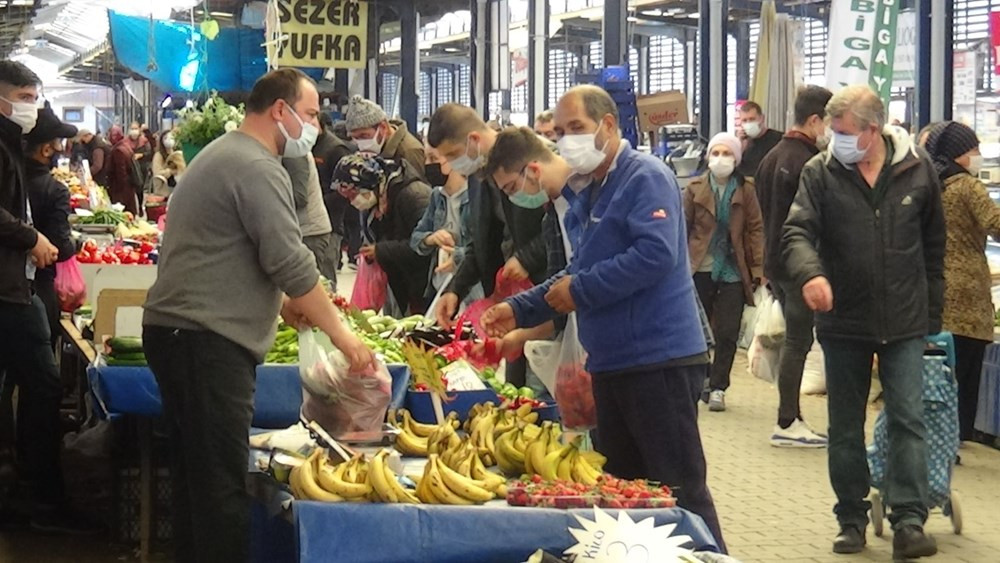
708, 174, 741, 283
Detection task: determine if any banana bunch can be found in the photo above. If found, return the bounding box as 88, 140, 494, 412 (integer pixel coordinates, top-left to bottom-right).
289, 448, 421, 504
289, 449, 347, 503
536, 435, 603, 485
494, 421, 545, 476
389, 408, 461, 458
315, 452, 373, 502
464, 402, 541, 467
366, 448, 421, 503
415, 453, 499, 505
437, 438, 508, 498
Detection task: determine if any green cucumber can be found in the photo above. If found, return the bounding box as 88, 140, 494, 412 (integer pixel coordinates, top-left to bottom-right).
106, 358, 148, 367
108, 336, 143, 354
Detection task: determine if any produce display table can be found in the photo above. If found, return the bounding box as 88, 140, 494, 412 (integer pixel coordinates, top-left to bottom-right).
248, 471, 720, 563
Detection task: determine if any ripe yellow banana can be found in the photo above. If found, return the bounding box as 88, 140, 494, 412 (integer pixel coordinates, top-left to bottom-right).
571, 455, 601, 485
426, 455, 476, 505
557, 450, 577, 481
494, 431, 524, 476
471, 454, 507, 497
540, 441, 575, 481
401, 409, 438, 438
435, 455, 494, 503
521, 412, 539, 424
367, 450, 400, 502
446, 411, 460, 430
514, 402, 533, 420
501, 429, 526, 464
382, 460, 420, 504
394, 427, 430, 457
318, 460, 372, 499
296, 451, 346, 502
579, 450, 606, 470
524, 429, 549, 476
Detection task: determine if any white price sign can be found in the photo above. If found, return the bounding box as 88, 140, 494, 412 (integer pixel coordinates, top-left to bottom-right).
564, 507, 695, 563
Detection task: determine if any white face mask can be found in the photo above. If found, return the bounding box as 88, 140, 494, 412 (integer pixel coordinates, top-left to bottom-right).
355, 131, 384, 154
557, 132, 609, 175
351, 191, 377, 211
966, 154, 984, 177
708, 155, 736, 179
163, 137, 175, 151
129, 129, 141, 140
0, 95, 38, 134
742, 120, 762, 139
448, 137, 484, 176
816, 126, 833, 150
831, 131, 870, 165
278, 106, 319, 158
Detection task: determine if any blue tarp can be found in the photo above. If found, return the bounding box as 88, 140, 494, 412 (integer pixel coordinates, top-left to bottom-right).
108, 11, 324, 93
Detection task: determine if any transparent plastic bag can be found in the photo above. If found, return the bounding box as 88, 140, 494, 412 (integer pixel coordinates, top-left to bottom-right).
754, 290, 785, 348
350, 259, 388, 312
464, 268, 533, 338
54, 257, 87, 312
525, 340, 560, 398
553, 314, 596, 430
298, 330, 392, 440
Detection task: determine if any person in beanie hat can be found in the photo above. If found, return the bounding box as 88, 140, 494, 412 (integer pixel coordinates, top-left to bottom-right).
684, 131, 764, 413
925, 121, 1000, 443
345, 95, 425, 177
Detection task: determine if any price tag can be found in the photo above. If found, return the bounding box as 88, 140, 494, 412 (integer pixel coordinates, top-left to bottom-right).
565, 506, 695, 563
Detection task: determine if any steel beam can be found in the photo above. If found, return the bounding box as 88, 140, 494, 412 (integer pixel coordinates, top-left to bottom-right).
603, 0, 627, 67
399, 3, 419, 130
527, 0, 548, 119
699, 0, 727, 136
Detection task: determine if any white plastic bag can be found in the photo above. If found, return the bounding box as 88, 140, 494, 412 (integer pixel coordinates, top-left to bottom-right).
298, 330, 392, 440
800, 339, 827, 395
525, 340, 560, 397
553, 314, 596, 430
748, 336, 780, 383
754, 290, 786, 348
738, 287, 767, 349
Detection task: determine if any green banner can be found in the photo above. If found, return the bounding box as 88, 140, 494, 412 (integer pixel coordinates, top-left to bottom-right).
868, 0, 900, 104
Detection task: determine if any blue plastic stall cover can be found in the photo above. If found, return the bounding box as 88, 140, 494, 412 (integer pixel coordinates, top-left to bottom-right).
292, 503, 719, 563
108, 11, 324, 93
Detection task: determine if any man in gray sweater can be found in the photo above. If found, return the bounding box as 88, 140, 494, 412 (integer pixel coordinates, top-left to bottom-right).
143, 68, 372, 563
284, 153, 338, 288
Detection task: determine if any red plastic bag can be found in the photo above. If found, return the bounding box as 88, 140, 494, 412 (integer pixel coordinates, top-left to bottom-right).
298, 330, 392, 441
350, 259, 388, 312
464, 268, 533, 338
54, 257, 87, 312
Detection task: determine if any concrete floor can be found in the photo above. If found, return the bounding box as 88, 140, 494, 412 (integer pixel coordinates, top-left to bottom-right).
3, 268, 999, 562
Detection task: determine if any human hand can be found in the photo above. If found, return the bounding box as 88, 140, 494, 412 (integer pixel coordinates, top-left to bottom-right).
435, 292, 459, 329
30, 231, 59, 268
359, 244, 376, 262
330, 330, 377, 372
425, 229, 456, 252
802, 276, 833, 312
481, 303, 518, 338
501, 256, 529, 281
434, 256, 455, 273
280, 296, 310, 330
544, 276, 576, 314
133, 153, 142, 161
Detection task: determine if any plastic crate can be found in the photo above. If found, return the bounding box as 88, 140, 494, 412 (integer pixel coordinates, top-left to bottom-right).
116, 465, 172, 544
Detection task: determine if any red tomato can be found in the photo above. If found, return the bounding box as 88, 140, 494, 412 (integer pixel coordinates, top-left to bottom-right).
139, 241, 155, 254
82, 239, 98, 253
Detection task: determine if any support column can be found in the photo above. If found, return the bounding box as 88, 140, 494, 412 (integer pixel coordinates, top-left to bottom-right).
527, 0, 548, 118
334, 69, 349, 101
637, 36, 650, 95
735, 22, 750, 102
699, 0, 727, 136
915, 0, 953, 127
399, 4, 419, 130
602, 0, 626, 67
364, 5, 380, 101
472, 0, 490, 116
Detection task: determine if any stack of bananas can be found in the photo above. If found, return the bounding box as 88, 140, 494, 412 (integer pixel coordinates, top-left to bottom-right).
414, 453, 504, 505
288, 448, 420, 504
533, 434, 605, 485
389, 408, 460, 457
436, 438, 507, 498
465, 402, 540, 467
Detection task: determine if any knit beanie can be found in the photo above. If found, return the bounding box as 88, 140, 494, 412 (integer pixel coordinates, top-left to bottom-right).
707, 132, 743, 166
925, 121, 979, 176
345, 95, 388, 131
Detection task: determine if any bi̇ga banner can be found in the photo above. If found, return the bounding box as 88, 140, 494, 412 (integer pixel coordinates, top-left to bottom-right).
275, 0, 369, 69
826, 0, 900, 103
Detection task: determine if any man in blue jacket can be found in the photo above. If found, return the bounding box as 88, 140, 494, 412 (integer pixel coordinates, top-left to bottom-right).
482, 85, 725, 551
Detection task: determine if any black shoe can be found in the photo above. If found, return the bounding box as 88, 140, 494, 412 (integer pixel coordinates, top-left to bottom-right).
29, 505, 104, 535
833, 525, 866, 554
892, 525, 937, 560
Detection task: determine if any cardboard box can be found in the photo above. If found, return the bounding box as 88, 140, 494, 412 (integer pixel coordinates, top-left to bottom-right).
94, 289, 148, 344
636, 91, 690, 132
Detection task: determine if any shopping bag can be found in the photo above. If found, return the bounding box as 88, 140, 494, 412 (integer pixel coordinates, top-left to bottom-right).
298, 329, 392, 440
350, 259, 388, 312
463, 268, 534, 338
54, 257, 87, 312
754, 290, 785, 348
553, 313, 596, 430
524, 340, 560, 397
800, 339, 826, 395
737, 286, 767, 349
747, 336, 779, 384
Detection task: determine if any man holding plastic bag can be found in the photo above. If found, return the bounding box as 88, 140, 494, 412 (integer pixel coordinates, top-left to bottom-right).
481, 86, 725, 552
143, 69, 373, 563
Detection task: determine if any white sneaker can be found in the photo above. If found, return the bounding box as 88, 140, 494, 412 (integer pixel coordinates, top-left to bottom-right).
770, 419, 828, 448
708, 390, 726, 412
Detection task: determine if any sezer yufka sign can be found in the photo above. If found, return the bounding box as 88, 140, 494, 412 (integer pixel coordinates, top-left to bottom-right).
276, 0, 368, 68
826, 0, 900, 103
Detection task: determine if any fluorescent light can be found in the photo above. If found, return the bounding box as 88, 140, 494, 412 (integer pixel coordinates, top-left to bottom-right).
688, 13, 700, 19
640, 9, 663, 17
161, 95, 173, 109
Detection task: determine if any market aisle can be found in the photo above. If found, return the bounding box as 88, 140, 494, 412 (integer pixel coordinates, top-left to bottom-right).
702, 351, 1000, 563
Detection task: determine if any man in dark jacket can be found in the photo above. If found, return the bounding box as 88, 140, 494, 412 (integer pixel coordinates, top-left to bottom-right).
782, 85, 945, 560
78, 129, 111, 186
737, 101, 783, 178
107, 125, 138, 214
313, 113, 354, 269
755, 85, 832, 448
0, 60, 87, 534
23, 107, 79, 342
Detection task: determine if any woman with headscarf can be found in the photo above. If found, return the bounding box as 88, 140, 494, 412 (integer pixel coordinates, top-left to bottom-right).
107, 124, 138, 214
684, 132, 765, 413
334, 153, 431, 315
925, 121, 1000, 442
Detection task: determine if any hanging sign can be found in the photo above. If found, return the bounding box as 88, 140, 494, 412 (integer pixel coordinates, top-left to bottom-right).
892, 11, 916, 89
825, 0, 900, 104
511, 48, 529, 88
990, 12, 1000, 75
275, 0, 368, 69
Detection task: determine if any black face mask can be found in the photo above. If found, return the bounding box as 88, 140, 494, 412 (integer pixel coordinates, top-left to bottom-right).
425, 162, 449, 187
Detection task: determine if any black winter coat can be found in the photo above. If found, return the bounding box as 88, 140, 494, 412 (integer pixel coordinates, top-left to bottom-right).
782, 127, 946, 344
0, 117, 38, 305
444, 174, 547, 299
24, 159, 75, 282
755, 131, 820, 280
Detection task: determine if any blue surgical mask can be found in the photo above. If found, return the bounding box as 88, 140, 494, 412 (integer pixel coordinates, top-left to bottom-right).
448, 137, 484, 175
831, 131, 870, 165
509, 170, 548, 209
